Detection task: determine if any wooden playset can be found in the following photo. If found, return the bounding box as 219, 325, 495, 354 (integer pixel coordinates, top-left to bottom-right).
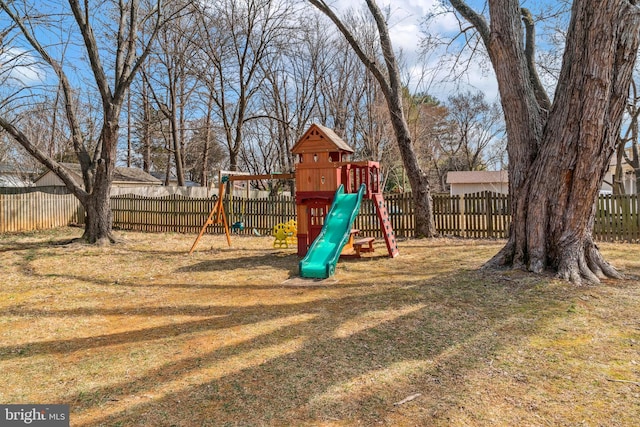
189, 123, 399, 267
291, 124, 399, 259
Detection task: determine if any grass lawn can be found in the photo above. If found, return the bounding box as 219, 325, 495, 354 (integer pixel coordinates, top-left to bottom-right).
0, 227, 639, 426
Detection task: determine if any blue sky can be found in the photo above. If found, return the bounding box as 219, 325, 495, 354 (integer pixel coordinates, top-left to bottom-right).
328, 0, 499, 101
2, 1, 565, 105
331, 0, 568, 103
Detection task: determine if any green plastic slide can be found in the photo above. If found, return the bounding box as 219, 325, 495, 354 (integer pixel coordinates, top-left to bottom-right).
299, 184, 366, 279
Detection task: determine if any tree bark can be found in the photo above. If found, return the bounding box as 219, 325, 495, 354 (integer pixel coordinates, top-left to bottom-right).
368, 0, 435, 237
452, 0, 640, 284
141, 83, 152, 173
82, 160, 115, 245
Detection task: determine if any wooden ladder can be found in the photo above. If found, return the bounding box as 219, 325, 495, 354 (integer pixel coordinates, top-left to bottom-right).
372, 193, 400, 258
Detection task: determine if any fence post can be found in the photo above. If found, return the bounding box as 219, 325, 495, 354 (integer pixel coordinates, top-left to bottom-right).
459, 194, 466, 238
0, 193, 4, 233
486, 191, 493, 238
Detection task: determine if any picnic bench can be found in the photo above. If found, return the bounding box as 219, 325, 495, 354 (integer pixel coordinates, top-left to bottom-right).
353, 237, 375, 257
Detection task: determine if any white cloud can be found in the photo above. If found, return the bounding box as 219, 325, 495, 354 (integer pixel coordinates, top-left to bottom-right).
324, 0, 498, 101
0, 47, 47, 85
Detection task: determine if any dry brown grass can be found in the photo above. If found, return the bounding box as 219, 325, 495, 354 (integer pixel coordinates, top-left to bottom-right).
0, 227, 639, 426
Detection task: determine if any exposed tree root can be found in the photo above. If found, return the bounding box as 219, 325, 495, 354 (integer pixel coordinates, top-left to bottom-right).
484, 236, 622, 285
555, 239, 622, 285
80, 230, 119, 245
483, 239, 516, 270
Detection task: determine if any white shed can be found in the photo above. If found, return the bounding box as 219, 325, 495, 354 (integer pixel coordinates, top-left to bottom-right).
446, 171, 509, 195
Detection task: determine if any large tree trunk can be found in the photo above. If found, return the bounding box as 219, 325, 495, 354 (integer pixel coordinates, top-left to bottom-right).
81, 124, 118, 244
82, 163, 115, 245
454, 0, 640, 284
0, 0, 161, 247
392, 115, 436, 238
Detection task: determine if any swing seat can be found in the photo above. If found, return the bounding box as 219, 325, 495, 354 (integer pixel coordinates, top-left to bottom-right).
232, 221, 245, 232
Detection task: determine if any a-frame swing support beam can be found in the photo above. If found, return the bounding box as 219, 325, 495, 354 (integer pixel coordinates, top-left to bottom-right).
188, 172, 295, 254
188, 178, 231, 254
226, 173, 295, 182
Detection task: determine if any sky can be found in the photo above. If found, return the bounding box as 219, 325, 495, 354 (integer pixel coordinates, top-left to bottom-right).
331, 0, 501, 103
329, 0, 572, 103
2, 0, 560, 107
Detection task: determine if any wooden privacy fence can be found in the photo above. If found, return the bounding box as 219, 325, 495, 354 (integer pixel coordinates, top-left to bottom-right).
1, 190, 638, 242
110, 193, 416, 238
109, 192, 512, 239
0, 192, 83, 233
432, 192, 512, 239
110, 194, 296, 236
110, 191, 639, 242
594, 193, 640, 242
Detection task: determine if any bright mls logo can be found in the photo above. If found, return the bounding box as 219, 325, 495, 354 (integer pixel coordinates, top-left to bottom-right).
0, 405, 69, 426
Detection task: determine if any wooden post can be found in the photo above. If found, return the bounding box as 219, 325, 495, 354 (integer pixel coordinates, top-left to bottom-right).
486, 191, 493, 238
459, 194, 466, 238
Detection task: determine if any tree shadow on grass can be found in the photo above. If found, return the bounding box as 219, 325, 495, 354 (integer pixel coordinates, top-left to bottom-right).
0, 238, 81, 253
176, 252, 299, 275
178, 252, 377, 280
40, 270, 573, 426
7, 249, 374, 301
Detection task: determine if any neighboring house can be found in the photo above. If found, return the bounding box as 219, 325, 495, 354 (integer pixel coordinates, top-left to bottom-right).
34, 163, 162, 190
150, 172, 200, 187
448, 165, 637, 196
446, 170, 509, 195
0, 163, 39, 187
601, 155, 636, 194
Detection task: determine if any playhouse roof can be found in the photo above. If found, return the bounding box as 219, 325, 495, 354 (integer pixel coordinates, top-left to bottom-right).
291, 123, 354, 154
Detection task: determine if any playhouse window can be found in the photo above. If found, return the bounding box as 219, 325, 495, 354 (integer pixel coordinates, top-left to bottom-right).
310, 207, 325, 225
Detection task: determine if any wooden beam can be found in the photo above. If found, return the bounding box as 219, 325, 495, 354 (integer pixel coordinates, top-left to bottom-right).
226, 173, 295, 181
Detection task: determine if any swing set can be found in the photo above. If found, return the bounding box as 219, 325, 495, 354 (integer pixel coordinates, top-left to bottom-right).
188, 171, 295, 254
229, 178, 249, 233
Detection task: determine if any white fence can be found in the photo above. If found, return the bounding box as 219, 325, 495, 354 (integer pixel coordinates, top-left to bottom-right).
0, 192, 83, 233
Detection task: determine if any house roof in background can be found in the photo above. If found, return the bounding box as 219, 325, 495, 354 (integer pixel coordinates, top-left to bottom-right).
35, 163, 162, 185
446, 170, 508, 184
0, 163, 39, 175
112, 166, 163, 183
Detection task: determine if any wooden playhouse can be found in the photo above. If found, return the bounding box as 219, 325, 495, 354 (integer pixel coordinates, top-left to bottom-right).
291, 123, 399, 258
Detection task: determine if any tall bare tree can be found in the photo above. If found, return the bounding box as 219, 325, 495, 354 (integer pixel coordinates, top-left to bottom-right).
142, 0, 198, 186
449, 0, 640, 283
252, 12, 329, 185
444, 91, 504, 171
308, 0, 437, 237
193, 0, 293, 171
0, 0, 165, 244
